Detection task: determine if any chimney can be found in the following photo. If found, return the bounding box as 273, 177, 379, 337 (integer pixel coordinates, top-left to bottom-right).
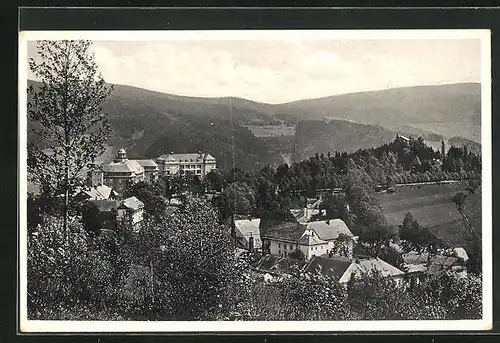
247, 214, 252, 221
249, 236, 254, 252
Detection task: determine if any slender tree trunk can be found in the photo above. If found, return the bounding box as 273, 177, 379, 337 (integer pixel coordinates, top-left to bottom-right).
63, 43, 71, 247
150, 260, 154, 306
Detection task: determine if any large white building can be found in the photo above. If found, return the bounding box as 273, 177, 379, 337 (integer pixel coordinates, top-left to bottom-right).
156, 152, 216, 178
261, 219, 356, 260
91, 149, 159, 194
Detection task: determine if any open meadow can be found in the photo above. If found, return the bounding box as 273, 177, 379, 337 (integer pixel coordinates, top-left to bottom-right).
376, 182, 479, 247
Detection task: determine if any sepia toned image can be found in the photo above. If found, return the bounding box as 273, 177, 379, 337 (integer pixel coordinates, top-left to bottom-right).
18, 30, 492, 332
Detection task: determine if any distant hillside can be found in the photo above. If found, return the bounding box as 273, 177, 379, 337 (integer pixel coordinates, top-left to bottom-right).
109, 84, 275, 124
26, 80, 280, 171
27, 80, 481, 168
275, 83, 481, 143
448, 136, 482, 154
292, 119, 396, 162
144, 119, 283, 171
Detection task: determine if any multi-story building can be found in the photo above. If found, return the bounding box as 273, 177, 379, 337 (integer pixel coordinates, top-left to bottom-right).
90, 149, 158, 195
261, 219, 356, 260
156, 151, 216, 178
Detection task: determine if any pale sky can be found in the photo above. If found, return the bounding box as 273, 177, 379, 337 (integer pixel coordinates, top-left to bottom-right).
27, 39, 481, 104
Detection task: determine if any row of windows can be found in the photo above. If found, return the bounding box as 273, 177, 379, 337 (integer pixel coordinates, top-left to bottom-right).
179, 164, 203, 169
277, 243, 295, 250
276, 242, 328, 251
165, 170, 202, 175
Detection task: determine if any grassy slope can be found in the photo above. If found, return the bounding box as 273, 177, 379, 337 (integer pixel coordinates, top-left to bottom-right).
376, 182, 478, 247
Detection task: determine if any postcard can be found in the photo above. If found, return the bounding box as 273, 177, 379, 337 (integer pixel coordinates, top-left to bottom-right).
18, 29, 492, 333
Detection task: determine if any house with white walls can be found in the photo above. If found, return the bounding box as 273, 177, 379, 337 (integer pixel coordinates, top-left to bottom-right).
260, 219, 356, 260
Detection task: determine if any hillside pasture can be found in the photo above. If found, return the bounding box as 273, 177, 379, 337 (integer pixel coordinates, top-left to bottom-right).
376, 182, 477, 247
243, 124, 295, 138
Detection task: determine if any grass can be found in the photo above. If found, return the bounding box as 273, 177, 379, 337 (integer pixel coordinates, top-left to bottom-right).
376, 182, 479, 247
243, 124, 295, 138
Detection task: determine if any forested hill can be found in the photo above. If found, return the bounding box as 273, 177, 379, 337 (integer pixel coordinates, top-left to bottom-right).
276, 83, 481, 143
27, 80, 480, 170
27, 80, 282, 171
292, 119, 396, 162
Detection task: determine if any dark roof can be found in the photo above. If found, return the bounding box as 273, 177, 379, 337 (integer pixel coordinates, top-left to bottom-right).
88, 199, 120, 212
261, 222, 304, 241
251, 255, 306, 276
303, 255, 352, 280
251, 254, 281, 271
134, 159, 159, 169
261, 219, 353, 243
427, 255, 461, 276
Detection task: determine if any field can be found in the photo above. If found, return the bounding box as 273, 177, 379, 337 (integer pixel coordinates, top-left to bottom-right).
376, 182, 478, 247
407, 121, 480, 143
243, 124, 295, 138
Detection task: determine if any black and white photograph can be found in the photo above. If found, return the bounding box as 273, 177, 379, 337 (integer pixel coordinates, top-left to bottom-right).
18, 29, 492, 332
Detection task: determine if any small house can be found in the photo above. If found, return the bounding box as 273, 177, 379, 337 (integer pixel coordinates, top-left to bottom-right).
233, 217, 262, 252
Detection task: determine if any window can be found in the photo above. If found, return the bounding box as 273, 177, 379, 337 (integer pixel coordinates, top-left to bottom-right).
290, 245, 293, 250
278, 243, 281, 248
197, 164, 202, 168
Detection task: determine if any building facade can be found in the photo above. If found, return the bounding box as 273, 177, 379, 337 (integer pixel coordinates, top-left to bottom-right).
156, 152, 216, 178
261, 219, 356, 260
90, 149, 158, 194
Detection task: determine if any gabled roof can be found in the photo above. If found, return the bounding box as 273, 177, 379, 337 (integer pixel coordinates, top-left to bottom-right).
354, 257, 406, 278
77, 184, 117, 200
306, 220, 354, 241
234, 218, 262, 248
262, 219, 353, 244
234, 218, 261, 237
119, 196, 144, 211
134, 159, 159, 169
88, 199, 120, 212
427, 255, 461, 276
298, 233, 325, 245
452, 247, 469, 262
251, 254, 281, 271
101, 159, 145, 174
261, 222, 304, 242
251, 255, 306, 276
303, 255, 352, 280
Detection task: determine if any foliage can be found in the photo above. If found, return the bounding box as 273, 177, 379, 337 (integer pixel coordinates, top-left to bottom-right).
124, 181, 167, 218
399, 212, 444, 255
28, 40, 112, 242
466, 179, 481, 194
453, 191, 468, 211
222, 182, 256, 215
121, 196, 245, 320
28, 40, 112, 196
27, 214, 131, 319
288, 249, 306, 261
